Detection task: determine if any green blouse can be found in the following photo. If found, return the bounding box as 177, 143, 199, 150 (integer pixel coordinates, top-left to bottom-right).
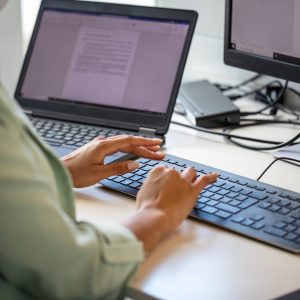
0, 83, 144, 300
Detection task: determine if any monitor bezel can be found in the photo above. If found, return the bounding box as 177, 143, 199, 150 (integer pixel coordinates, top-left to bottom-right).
15, 0, 198, 135
224, 0, 300, 84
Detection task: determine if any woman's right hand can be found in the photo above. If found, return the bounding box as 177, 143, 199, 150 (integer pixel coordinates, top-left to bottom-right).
122, 166, 218, 253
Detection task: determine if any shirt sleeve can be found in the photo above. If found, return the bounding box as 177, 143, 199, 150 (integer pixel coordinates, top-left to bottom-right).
0, 109, 144, 300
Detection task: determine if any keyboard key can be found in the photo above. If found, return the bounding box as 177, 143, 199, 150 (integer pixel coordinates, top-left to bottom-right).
247, 183, 257, 189
217, 189, 230, 196
131, 175, 143, 181
285, 225, 296, 232
142, 165, 153, 171
228, 178, 239, 183
229, 200, 242, 207
135, 170, 147, 176
278, 199, 290, 207
210, 194, 223, 201
268, 205, 281, 212
239, 198, 258, 209
231, 215, 245, 223
264, 227, 286, 238
113, 177, 124, 183
231, 186, 243, 193
237, 180, 248, 186
219, 197, 231, 204
201, 191, 214, 198
235, 194, 248, 201
201, 206, 218, 215
242, 219, 254, 226
122, 173, 134, 179
121, 179, 133, 186
285, 233, 298, 241
195, 203, 206, 210
255, 186, 266, 192
208, 186, 221, 193
129, 182, 141, 188
207, 200, 219, 207
216, 203, 240, 214
251, 215, 264, 222
222, 183, 234, 190
213, 181, 225, 187
227, 192, 239, 198
251, 222, 265, 230
240, 189, 252, 196
289, 202, 300, 210
249, 191, 268, 200
289, 195, 300, 202
268, 198, 279, 204
197, 197, 210, 204
278, 208, 291, 215
258, 201, 271, 209
215, 210, 232, 219
273, 222, 286, 229
218, 175, 229, 180
279, 193, 289, 199
266, 189, 277, 195
283, 217, 296, 224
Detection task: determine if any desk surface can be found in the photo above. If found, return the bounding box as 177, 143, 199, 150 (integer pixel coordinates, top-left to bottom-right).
75, 110, 300, 300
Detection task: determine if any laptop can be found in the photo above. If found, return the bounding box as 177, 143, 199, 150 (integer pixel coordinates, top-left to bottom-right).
15, 0, 197, 159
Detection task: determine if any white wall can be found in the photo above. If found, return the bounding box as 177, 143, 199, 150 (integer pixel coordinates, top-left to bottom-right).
0, 0, 23, 96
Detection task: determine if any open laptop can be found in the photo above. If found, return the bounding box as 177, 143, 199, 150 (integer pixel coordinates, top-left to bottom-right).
15, 0, 197, 159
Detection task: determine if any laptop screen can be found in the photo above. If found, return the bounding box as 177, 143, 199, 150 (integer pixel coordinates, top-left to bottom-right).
19, 9, 189, 115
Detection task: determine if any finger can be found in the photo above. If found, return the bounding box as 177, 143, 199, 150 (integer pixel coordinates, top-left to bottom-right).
99, 136, 163, 156
99, 160, 140, 178
142, 145, 162, 151
93, 135, 106, 141
181, 167, 197, 183
193, 173, 218, 194
129, 147, 165, 160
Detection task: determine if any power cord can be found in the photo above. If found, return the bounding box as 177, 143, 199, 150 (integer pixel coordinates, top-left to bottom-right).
215, 74, 261, 92
240, 81, 288, 116
257, 157, 300, 181
171, 119, 300, 151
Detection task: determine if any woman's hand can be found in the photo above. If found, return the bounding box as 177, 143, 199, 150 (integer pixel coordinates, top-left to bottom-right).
123, 166, 218, 253
62, 135, 164, 188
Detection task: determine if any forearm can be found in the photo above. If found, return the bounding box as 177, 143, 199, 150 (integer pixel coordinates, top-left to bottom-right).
122, 208, 172, 254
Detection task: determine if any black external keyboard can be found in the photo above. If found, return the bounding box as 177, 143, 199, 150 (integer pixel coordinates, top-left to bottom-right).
101, 154, 300, 253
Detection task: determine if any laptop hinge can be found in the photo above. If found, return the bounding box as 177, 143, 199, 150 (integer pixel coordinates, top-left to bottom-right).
23, 109, 33, 115
138, 126, 156, 136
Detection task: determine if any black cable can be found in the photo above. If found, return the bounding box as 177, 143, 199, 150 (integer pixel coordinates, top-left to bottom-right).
257, 157, 300, 181
217, 74, 262, 92
171, 119, 300, 151
240, 81, 288, 116
228, 80, 282, 100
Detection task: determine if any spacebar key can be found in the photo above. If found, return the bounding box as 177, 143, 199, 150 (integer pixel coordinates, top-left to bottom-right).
44, 137, 64, 145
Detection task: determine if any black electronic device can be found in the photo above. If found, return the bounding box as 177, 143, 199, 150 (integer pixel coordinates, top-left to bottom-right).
101, 154, 300, 253
178, 80, 240, 128
15, 0, 197, 157
224, 0, 300, 85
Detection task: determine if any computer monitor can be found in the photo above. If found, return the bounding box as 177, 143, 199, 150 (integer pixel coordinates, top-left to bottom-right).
224, 0, 300, 85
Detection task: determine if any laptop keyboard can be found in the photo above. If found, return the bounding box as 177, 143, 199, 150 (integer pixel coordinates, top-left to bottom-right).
29, 116, 149, 149
101, 154, 300, 253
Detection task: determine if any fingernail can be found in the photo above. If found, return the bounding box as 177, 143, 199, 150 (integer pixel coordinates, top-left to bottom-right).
128, 161, 139, 171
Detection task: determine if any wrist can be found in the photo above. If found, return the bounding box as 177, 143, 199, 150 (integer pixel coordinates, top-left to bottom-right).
122, 208, 171, 254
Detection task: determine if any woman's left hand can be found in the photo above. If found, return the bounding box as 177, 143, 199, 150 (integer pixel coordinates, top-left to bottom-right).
62, 135, 164, 188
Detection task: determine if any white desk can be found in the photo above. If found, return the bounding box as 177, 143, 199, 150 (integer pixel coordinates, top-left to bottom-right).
75, 111, 300, 300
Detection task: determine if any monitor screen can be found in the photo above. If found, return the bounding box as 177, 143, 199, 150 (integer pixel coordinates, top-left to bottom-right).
224, 0, 300, 84
19, 9, 189, 114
